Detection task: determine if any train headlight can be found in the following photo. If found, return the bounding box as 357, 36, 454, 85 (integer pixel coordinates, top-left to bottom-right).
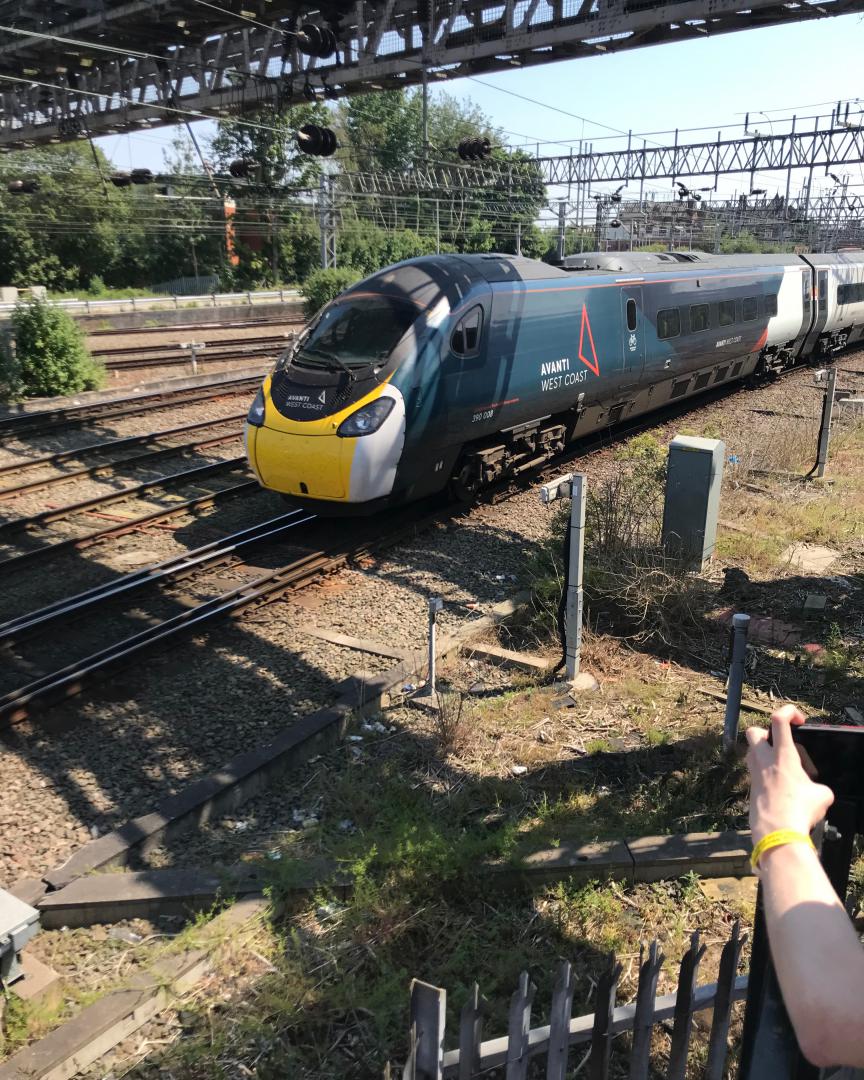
337, 397, 395, 437
247, 388, 266, 427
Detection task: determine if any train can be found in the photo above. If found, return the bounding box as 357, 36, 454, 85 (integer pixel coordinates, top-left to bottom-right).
244, 249, 864, 512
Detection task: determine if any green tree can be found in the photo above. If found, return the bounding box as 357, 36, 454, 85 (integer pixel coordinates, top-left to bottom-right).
0, 298, 103, 400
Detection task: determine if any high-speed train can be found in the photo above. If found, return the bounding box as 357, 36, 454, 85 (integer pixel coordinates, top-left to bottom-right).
244, 249, 864, 512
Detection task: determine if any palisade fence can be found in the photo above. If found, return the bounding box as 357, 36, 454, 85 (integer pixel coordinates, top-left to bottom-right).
388, 923, 747, 1079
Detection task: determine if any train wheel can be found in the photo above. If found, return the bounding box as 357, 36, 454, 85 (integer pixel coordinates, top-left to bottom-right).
449, 458, 481, 504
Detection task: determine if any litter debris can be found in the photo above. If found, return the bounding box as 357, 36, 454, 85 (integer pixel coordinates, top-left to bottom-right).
511, 764, 528, 777
361, 720, 388, 734
347, 734, 364, 743
337, 819, 354, 832
267, 849, 282, 861
109, 927, 142, 944
316, 902, 341, 919
402, 683, 416, 693
301, 816, 319, 830
89, 824, 100, 839
230, 821, 249, 833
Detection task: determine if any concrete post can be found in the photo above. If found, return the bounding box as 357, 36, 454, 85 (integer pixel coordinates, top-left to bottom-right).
539, 473, 587, 681
566, 474, 586, 680
723, 613, 751, 750
815, 367, 837, 478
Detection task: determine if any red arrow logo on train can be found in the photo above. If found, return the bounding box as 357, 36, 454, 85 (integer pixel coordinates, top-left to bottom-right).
578, 304, 600, 376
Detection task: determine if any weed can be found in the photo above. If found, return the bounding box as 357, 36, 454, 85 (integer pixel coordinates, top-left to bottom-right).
433, 687, 470, 754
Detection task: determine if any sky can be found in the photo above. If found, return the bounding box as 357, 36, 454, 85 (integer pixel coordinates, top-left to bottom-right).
95, 10, 863, 217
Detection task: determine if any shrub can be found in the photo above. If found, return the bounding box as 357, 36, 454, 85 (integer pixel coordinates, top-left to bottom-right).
0, 298, 104, 400
300, 267, 361, 318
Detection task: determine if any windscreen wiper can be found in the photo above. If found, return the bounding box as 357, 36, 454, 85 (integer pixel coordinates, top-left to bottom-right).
299, 346, 356, 380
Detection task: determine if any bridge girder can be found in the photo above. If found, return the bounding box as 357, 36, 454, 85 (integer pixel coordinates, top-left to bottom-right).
0, 0, 861, 147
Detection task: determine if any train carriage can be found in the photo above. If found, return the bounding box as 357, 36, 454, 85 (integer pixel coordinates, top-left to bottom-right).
245, 249, 864, 512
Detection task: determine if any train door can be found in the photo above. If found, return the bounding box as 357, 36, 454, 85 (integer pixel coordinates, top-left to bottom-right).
620, 287, 645, 386
801, 268, 829, 356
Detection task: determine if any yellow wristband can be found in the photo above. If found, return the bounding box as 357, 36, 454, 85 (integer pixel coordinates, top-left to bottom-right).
751, 829, 816, 870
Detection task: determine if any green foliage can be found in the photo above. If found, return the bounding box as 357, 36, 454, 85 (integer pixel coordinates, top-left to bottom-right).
300, 267, 361, 317
0, 298, 103, 400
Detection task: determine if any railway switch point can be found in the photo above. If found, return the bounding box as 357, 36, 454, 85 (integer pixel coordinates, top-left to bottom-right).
0, 888, 40, 986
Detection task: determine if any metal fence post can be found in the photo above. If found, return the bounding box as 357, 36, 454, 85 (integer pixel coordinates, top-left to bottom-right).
815, 367, 837, 478
723, 613, 750, 750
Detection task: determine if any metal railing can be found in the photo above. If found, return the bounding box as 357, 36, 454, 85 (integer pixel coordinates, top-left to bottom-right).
0, 289, 300, 316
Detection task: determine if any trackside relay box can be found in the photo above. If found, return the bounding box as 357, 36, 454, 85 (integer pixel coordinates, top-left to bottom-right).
661, 435, 725, 569
0, 887, 39, 984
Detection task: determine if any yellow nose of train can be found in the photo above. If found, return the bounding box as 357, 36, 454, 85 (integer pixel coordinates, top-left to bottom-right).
245, 374, 407, 504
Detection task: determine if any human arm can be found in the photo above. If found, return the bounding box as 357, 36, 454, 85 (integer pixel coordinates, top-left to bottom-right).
746, 705, 864, 1068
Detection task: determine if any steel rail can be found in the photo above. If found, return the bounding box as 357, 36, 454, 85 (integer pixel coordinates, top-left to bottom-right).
0, 535, 385, 726
0, 510, 315, 647
0, 456, 247, 538
87, 316, 300, 337
0, 429, 243, 500
0, 374, 260, 442
0, 479, 259, 575
0, 411, 247, 479
91, 334, 295, 360
102, 349, 282, 373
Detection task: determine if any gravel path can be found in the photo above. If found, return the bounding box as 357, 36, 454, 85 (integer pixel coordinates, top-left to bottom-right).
2, 351, 863, 887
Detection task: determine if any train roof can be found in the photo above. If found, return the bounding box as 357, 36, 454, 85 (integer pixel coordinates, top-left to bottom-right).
345, 254, 570, 310
559, 251, 805, 272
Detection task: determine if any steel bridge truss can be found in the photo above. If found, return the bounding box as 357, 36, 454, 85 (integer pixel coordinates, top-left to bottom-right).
0, 0, 862, 147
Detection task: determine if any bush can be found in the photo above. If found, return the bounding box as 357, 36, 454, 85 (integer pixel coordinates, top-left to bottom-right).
300, 267, 361, 318
0, 298, 103, 400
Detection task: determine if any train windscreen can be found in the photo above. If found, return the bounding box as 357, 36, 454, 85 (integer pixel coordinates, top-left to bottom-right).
295, 296, 416, 371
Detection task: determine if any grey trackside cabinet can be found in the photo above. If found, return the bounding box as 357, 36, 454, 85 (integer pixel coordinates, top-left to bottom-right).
0, 887, 39, 984
661, 435, 725, 569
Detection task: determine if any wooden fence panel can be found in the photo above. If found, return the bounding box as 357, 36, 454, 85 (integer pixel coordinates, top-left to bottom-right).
546, 960, 576, 1080
402, 928, 748, 1079
589, 952, 622, 1080
629, 940, 665, 1079
706, 920, 744, 1080
505, 971, 536, 1080
666, 931, 706, 1080
458, 984, 484, 1080
410, 979, 446, 1080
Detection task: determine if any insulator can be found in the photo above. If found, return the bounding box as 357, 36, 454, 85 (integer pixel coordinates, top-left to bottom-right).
303, 83, 318, 101
322, 83, 339, 100
296, 123, 337, 157
457, 136, 491, 162
130, 168, 153, 184
7, 179, 39, 194
229, 158, 254, 177
109, 172, 132, 187
610, 192, 622, 202
296, 23, 336, 59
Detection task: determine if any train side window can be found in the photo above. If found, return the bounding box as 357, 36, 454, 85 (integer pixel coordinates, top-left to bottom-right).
689, 304, 710, 333
838, 282, 864, 304
742, 296, 758, 321
803, 276, 811, 317
626, 298, 637, 332
765, 294, 778, 317
718, 300, 736, 326
818, 276, 827, 302
451, 305, 484, 358
657, 308, 680, 340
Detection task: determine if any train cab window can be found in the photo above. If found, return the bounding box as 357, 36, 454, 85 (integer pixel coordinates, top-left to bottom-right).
689, 304, 710, 333
657, 308, 680, 340
451, 306, 484, 358
742, 296, 759, 321
765, 294, 778, 317
718, 300, 736, 326
626, 298, 637, 332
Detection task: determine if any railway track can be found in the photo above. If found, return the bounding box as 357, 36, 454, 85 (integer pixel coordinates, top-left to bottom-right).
0, 417, 244, 500
87, 315, 302, 337
0, 454, 254, 571
0, 412, 247, 482
93, 334, 296, 372
0, 502, 437, 726
0, 373, 261, 443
